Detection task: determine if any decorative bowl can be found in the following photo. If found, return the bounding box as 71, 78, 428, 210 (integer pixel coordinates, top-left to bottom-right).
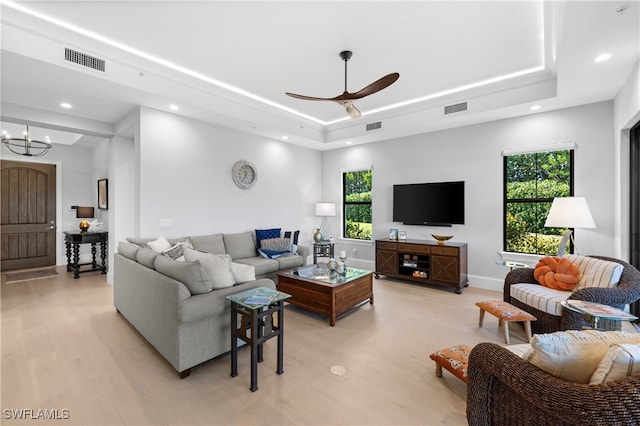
431, 234, 453, 245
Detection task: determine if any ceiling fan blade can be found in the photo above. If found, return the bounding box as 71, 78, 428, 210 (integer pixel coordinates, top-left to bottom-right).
346, 72, 400, 100
285, 92, 336, 102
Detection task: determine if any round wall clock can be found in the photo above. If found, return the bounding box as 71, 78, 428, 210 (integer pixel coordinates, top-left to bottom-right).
232, 160, 258, 190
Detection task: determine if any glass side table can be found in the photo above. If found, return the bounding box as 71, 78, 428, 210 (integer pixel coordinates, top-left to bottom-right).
225, 287, 291, 392
561, 300, 638, 330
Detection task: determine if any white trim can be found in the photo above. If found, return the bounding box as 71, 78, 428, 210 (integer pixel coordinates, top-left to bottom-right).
501, 141, 576, 156
499, 251, 541, 266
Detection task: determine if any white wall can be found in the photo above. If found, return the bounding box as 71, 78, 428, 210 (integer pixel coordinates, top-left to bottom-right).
1, 142, 97, 265
322, 101, 617, 291
135, 107, 322, 246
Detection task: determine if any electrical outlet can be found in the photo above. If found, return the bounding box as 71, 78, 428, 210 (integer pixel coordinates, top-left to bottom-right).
70, 205, 78, 210
159, 219, 172, 228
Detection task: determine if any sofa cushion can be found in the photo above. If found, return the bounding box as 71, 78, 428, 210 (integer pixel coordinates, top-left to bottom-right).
154, 255, 213, 295
534, 256, 581, 291
255, 228, 281, 248
276, 254, 304, 270
183, 247, 235, 289
510, 283, 570, 316
233, 256, 279, 277
231, 262, 256, 284
527, 330, 640, 383
565, 255, 624, 289
223, 231, 257, 259
136, 247, 160, 269
118, 241, 139, 260
590, 343, 640, 384
189, 233, 226, 255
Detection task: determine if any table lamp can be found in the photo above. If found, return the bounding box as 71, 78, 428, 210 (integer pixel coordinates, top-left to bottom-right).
315, 202, 336, 241
77, 206, 95, 233
544, 197, 596, 255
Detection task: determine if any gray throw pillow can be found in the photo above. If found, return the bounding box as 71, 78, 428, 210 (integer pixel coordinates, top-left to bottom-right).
118, 241, 139, 260
154, 255, 213, 295
136, 247, 159, 269
189, 234, 226, 255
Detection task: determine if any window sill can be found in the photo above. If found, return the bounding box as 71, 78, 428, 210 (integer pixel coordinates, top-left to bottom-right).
339, 238, 373, 247
499, 251, 542, 266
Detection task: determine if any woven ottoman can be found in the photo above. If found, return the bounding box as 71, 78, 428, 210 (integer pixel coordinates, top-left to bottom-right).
429, 344, 472, 384
475, 300, 536, 344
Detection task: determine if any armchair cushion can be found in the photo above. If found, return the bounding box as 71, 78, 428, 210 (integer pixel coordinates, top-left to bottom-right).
510, 283, 569, 316
527, 329, 640, 383
590, 343, 640, 384
566, 254, 624, 289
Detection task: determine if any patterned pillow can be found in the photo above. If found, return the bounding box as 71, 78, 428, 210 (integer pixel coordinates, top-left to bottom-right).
260, 237, 291, 253
533, 256, 581, 291
162, 239, 194, 261
590, 343, 640, 384
255, 228, 281, 249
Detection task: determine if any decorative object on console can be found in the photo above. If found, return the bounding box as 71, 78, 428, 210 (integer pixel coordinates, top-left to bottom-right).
431, 234, 453, 245
389, 228, 398, 240
398, 230, 406, 240
313, 228, 323, 243
545, 196, 596, 256
231, 160, 258, 190
76, 206, 95, 232
1, 125, 52, 156
315, 202, 336, 240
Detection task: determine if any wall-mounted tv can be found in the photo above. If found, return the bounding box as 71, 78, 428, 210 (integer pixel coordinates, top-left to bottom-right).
393, 181, 465, 226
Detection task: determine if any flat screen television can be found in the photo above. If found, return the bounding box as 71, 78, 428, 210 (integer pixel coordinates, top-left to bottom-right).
393, 181, 465, 226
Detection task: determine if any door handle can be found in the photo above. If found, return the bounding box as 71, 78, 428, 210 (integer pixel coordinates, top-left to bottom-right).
46, 220, 56, 230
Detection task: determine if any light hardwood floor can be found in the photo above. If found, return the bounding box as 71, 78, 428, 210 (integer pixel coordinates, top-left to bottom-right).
1, 266, 530, 425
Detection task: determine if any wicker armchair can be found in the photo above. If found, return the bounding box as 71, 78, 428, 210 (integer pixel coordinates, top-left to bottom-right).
504, 256, 640, 334
467, 342, 640, 426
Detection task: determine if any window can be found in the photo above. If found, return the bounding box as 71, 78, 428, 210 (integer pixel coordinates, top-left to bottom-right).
504, 149, 573, 255
343, 169, 372, 241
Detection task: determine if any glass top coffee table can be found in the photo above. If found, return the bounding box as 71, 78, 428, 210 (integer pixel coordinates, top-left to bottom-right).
277, 264, 373, 326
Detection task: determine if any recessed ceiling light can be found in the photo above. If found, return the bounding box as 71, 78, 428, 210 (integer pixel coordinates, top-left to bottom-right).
60, 102, 72, 109
594, 53, 612, 63
346, 141, 353, 145
169, 104, 179, 111
530, 105, 541, 111
282, 136, 289, 140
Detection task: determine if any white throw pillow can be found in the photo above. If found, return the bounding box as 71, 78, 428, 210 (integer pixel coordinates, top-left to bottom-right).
183, 247, 235, 289
527, 330, 640, 383
147, 236, 172, 253
231, 262, 256, 284
589, 343, 640, 384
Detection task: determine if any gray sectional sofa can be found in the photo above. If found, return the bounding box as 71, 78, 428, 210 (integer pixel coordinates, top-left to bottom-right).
113, 231, 309, 378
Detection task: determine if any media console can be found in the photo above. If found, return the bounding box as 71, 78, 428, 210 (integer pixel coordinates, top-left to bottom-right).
375, 239, 468, 294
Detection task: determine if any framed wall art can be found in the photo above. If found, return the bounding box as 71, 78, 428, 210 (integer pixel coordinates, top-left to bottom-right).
98, 179, 108, 210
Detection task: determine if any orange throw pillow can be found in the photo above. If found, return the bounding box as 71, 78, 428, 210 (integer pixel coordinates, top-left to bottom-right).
534, 256, 581, 290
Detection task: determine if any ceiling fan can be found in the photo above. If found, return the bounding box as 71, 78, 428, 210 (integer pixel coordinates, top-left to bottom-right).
285, 50, 400, 119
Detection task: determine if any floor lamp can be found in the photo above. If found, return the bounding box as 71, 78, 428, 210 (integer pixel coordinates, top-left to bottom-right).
544, 197, 596, 256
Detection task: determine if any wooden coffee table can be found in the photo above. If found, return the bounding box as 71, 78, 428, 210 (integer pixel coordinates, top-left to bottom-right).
277, 265, 373, 326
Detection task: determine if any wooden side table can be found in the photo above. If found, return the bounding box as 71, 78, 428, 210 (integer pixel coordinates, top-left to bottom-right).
313, 242, 335, 264
63, 231, 108, 279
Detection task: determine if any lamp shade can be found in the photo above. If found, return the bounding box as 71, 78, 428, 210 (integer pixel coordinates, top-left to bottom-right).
76, 206, 95, 219
315, 202, 336, 217
544, 197, 596, 229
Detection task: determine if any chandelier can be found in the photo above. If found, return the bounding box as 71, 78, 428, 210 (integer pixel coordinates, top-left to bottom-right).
1, 125, 52, 156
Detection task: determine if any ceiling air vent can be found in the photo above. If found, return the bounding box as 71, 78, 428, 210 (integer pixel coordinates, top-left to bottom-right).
366, 121, 382, 131
64, 48, 105, 72
444, 102, 468, 115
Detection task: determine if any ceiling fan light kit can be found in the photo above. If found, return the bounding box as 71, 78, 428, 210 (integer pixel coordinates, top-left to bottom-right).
285, 50, 399, 119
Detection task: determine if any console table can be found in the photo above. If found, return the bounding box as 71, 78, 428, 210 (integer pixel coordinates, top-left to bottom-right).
63, 231, 108, 279
375, 238, 468, 294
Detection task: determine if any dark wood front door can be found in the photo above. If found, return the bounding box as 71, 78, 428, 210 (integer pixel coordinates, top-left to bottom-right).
1, 160, 56, 271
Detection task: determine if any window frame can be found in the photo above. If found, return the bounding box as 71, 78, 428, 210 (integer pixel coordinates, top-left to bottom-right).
502, 149, 575, 254
342, 168, 373, 242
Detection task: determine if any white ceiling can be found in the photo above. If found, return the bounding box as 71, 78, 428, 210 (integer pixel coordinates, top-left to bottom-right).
1, 1, 638, 151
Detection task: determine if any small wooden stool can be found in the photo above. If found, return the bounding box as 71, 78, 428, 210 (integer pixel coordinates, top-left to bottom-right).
475, 300, 536, 344
429, 344, 472, 384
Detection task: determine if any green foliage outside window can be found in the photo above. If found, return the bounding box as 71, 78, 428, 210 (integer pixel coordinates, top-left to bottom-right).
344, 170, 373, 240
505, 150, 572, 255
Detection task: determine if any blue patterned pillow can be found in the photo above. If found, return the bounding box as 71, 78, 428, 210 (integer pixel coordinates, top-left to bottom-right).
255, 228, 281, 248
